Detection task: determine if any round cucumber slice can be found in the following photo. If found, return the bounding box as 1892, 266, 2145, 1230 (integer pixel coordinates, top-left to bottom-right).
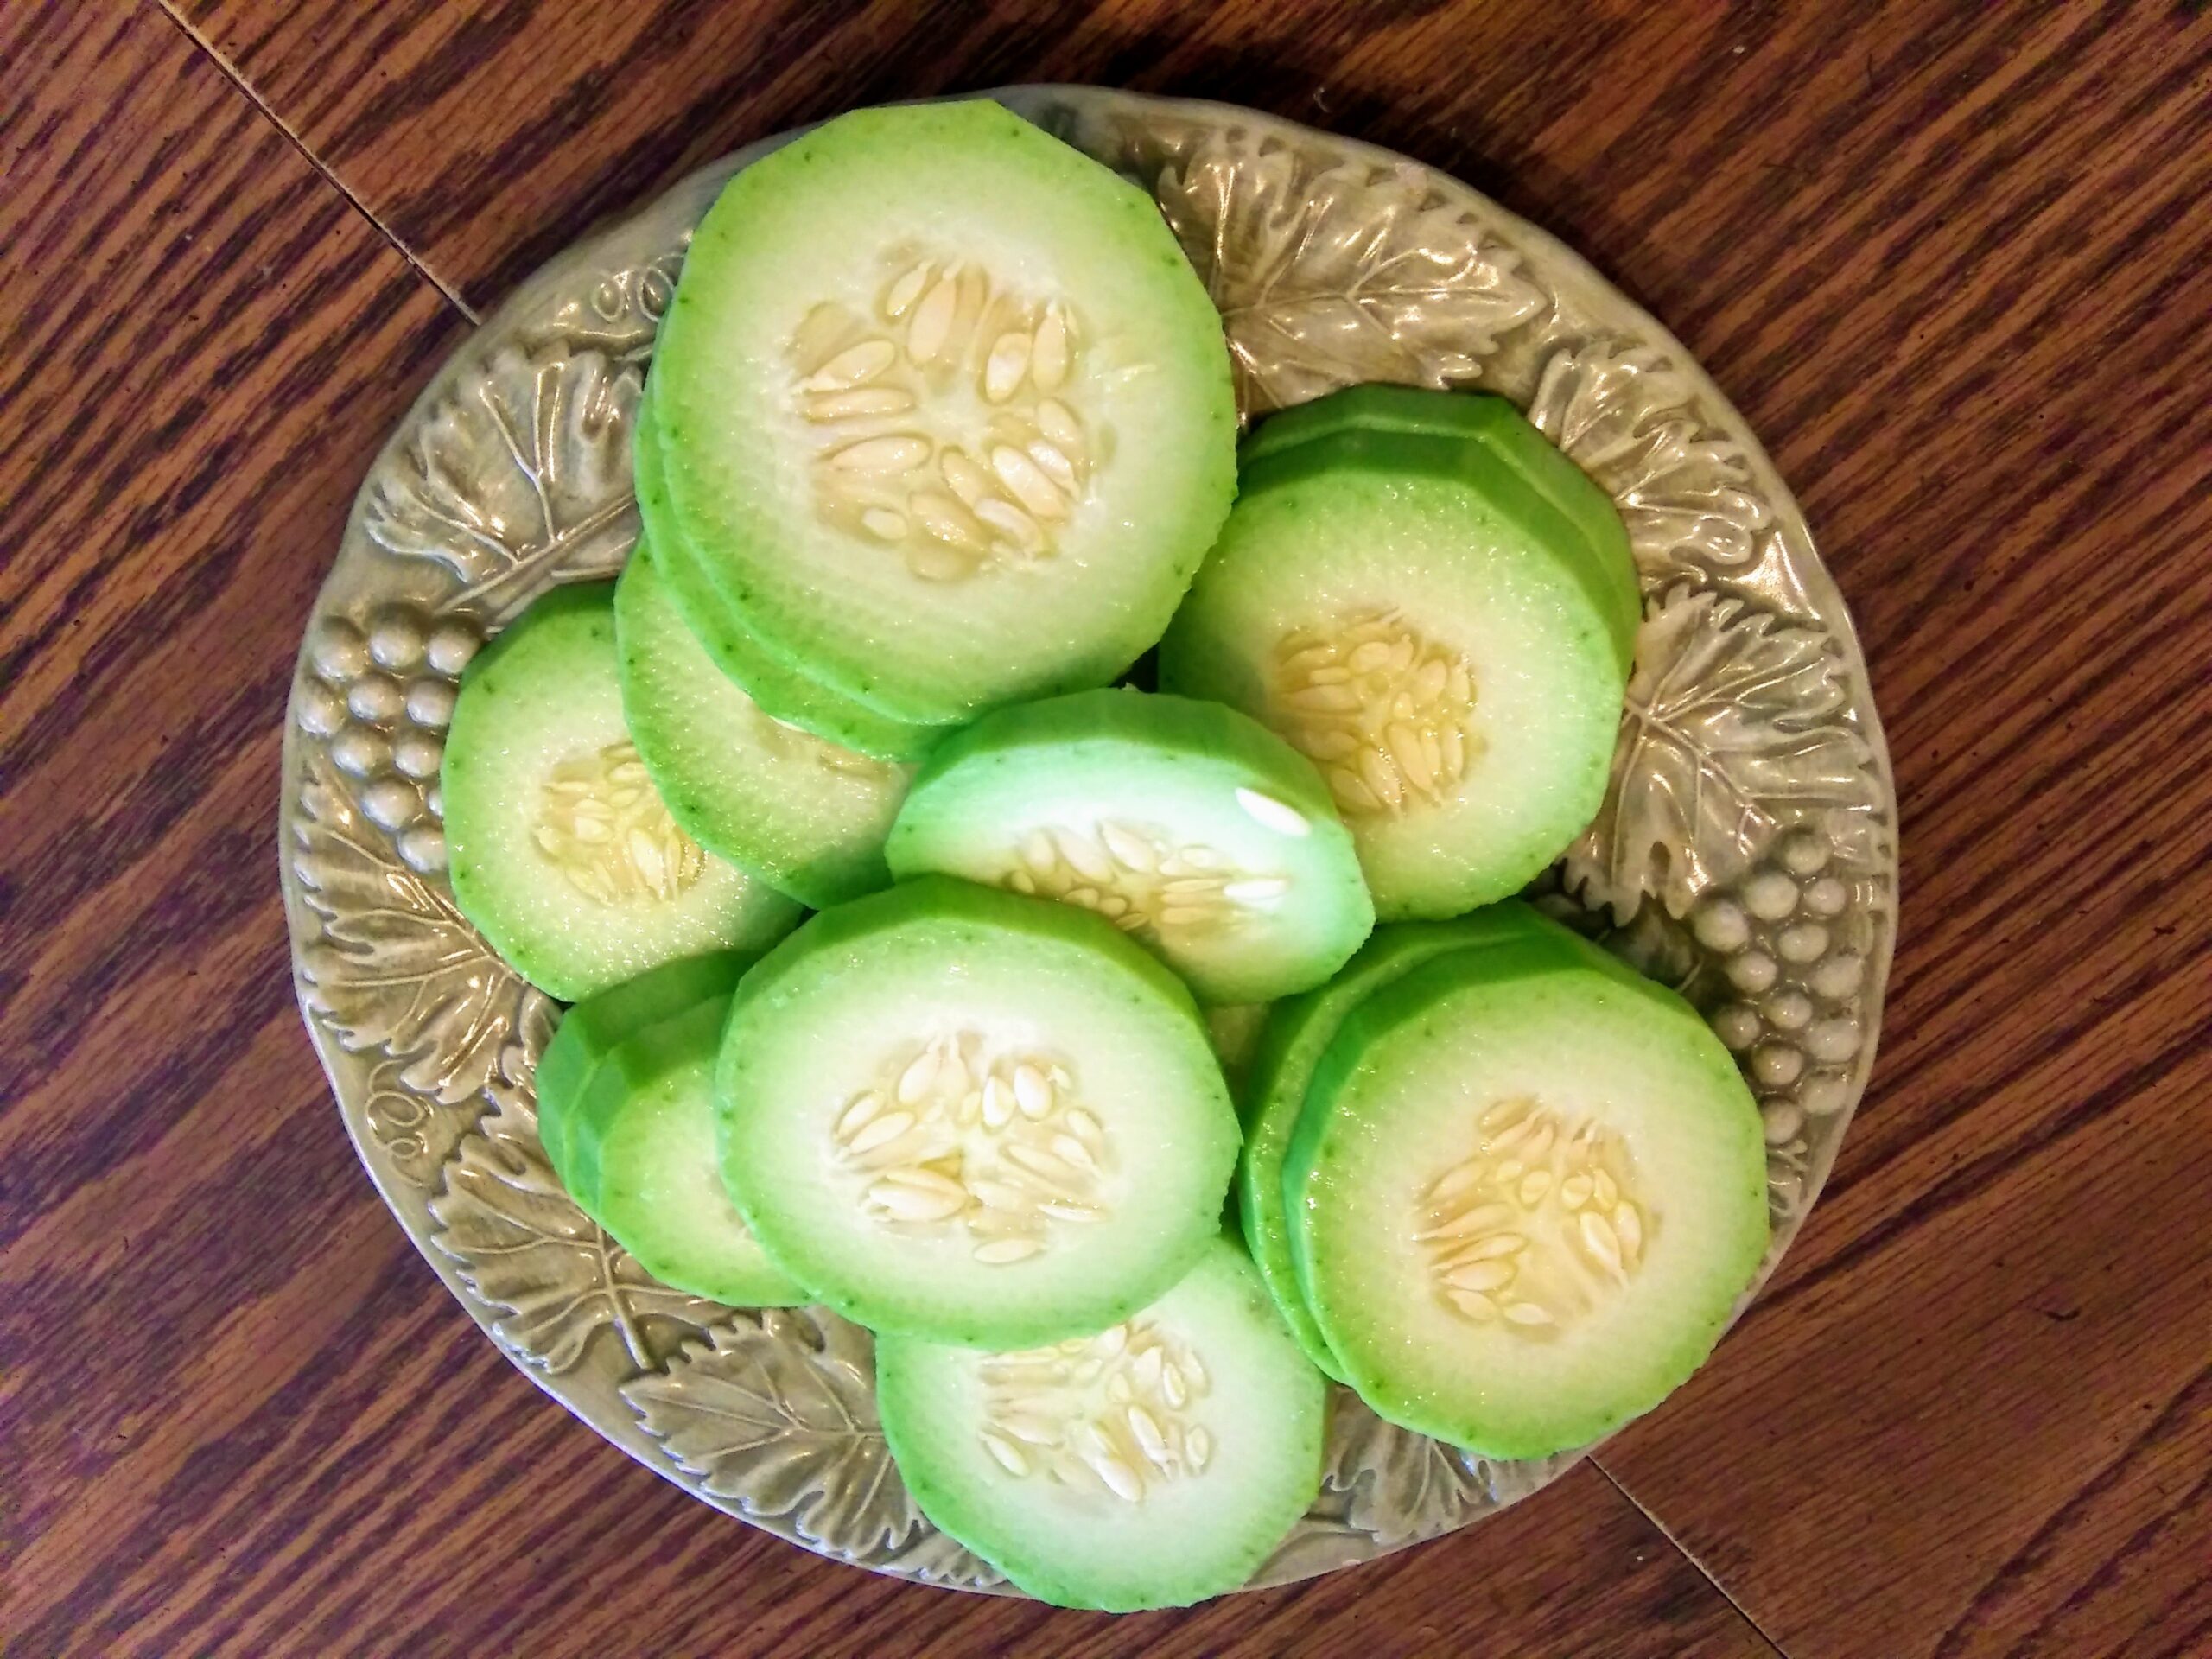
1237, 912, 1537, 1381
885, 689, 1374, 1003
617, 540, 912, 909
715, 877, 1238, 1348
876, 1237, 1326, 1611
1160, 387, 1638, 921
442, 583, 802, 1002
551, 993, 806, 1306
1284, 904, 1768, 1458
652, 99, 1237, 728
634, 385, 949, 760
535, 949, 757, 1185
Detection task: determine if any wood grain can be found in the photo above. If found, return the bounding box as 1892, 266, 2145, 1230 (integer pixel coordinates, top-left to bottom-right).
0, 6, 1769, 1656
7, 0, 2209, 1654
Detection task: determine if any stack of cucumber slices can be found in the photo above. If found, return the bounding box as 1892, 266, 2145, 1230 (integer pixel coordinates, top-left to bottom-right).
438, 99, 1769, 1611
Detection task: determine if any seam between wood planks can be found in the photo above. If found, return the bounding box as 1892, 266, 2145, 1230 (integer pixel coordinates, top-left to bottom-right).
1592, 1454, 1794, 1657
152, 0, 480, 325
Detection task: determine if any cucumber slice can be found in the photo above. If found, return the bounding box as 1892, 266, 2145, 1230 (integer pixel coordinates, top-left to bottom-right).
1160, 387, 1638, 920
1237, 912, 1535, 1380
442, 584, 802, 1001
617, 540, 912, 908
635, 386, 948, 760
652, 99, 1237, 727
536, 949, 757, 1185
877, 1237, 1326, 1611
716, 877, 1237, 1347
885, 689, 1374, 1003
1284, 903, 1767, 1458
550, 991, 807, 1306
1203, 1001, 1270, 1095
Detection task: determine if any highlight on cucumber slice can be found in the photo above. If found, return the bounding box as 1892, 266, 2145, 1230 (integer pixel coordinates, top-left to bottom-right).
1160, 385, 1638, 921
716, 877, 1239, 1347
442, 583, 802, 1001
634, 385, 949, 760
537, 954, 804, 1306
876, 1237, 1326, 1611
1236, 912, 1535, 1381
651, 99, 1237, 728
884, 689, 1374, 1003
616, 539, 912, 909
1282, 903, 1768, 1459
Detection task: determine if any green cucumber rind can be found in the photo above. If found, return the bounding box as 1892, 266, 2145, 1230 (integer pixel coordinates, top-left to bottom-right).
715, 875, 1240, 1346
1281, 903, 1768, 1457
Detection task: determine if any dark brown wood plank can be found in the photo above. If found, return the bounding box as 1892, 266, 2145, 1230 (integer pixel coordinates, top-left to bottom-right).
168, 0, 2212, 1653
0, 6, 1770, 1656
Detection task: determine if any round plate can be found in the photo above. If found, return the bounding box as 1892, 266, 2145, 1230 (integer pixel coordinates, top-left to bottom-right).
281, 87, 1896, 1594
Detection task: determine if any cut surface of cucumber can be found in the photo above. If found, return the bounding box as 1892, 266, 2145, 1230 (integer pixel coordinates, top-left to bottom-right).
536, 949, 756, 1185
1160, 387, 1638, 920
540, 969, 806, 1306
634, 388, 948, 760
1284, 905, 1767, 1458
1237, 912, 1535, 1380
442, 583, 802, 1001
885, 689, 1373, 1003
652, 99, 1237, 727
617, 540, 912, 908
876, 1237, 1326, 1611
716, 877, 1238, 1347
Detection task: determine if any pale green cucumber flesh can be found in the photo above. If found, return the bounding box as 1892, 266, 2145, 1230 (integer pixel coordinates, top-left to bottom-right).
876, 1237, 1326, 1611
886, 688, 1373, 1003
442, 583, 802, 1001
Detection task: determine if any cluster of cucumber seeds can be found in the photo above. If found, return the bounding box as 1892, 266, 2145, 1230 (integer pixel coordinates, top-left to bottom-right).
792, 253, 1098, 581
1002, 819, 1291, 938
976, 1319, 1216, 1502
1268, 610, 1480, 820
534, 738, 709, 905
1416, 1096, 1652, 1332
830, 1033, 1113, 1264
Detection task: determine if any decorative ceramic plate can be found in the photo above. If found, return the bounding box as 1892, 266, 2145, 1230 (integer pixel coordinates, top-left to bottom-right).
281, 87, 1896, 1594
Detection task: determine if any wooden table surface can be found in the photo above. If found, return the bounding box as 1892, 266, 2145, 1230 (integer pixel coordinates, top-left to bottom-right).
4, 3, 2209, 1655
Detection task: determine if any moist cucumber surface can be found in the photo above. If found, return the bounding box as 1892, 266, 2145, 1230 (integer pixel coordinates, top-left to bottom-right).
535, 948, 756, 1184
1160, 387, 1639, 920
651, 99, 1237, 728
876, 1237, 1326, 1611
442, 583, 802, 1001
885, 689, 1373, 1003
553, 993, 807, 1306
1283, 904, 1768, 1458
634, 387, 948, 760
1237, 911, 1537, 1380
617, 540, 912, 908
715, 877, 1239, 1347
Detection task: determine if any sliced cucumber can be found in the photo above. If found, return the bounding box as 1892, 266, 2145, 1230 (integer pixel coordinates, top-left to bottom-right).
1283, 903, 1767, 1458
652, 99, 1237, 728
635, 385, 948, 760
1160, 387, 1638, 920
1203, 1002, 1270, 1095
617, 539, 912, 908
877, 1237, 1326, 1611
716, 877, 1237, 1347
536, 949, 757, 1184
885, 689, 1373, 1003
1237, 912, 1535, 1380
442, 584, 802, 1002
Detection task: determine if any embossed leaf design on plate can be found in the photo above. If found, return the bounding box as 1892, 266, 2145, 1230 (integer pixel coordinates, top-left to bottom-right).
1566, 586, 1883, 919
1528, 341, 1772, 581
294, 753, 535, 1106
1153, 133, 1547, 415
1322, 1390, 1559, 1549
363, 344, 640, 621
625, 1310, 998, 1585
429, 1084, 724, 1374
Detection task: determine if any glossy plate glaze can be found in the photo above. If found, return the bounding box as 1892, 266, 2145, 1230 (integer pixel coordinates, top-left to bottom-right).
279, 87, 1896, 1595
